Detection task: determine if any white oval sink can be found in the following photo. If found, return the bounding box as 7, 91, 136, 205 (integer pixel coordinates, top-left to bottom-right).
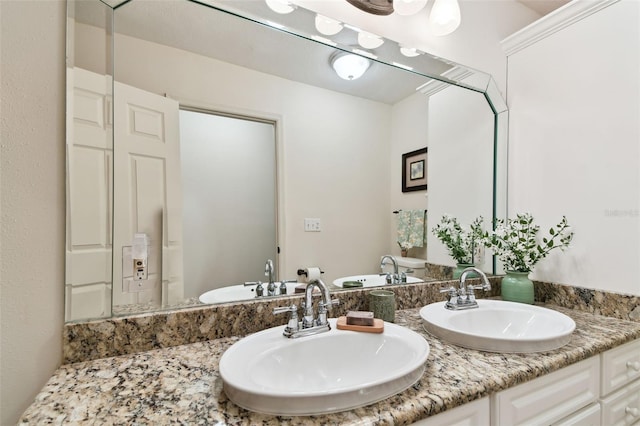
333, 274, 422, 288
420, 299, 575, 353
219, 318, 430, 415
199, 282, 302, 304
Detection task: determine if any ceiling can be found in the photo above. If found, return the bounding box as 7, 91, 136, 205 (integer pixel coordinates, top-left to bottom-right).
516, 0, 571, 16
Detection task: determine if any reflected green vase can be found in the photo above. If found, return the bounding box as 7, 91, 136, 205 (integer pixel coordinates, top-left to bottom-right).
501, 271, 535, 304
453, 263, 476, 279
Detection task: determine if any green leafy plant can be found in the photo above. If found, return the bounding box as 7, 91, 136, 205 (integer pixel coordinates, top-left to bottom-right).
432, 215, 485, 264
481, 213, 573, 273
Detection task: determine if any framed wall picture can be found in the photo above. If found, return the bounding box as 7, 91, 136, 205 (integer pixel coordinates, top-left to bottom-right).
401, 147, 427, 192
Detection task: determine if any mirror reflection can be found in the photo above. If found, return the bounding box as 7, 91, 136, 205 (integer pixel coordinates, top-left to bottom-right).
65, 0, 506, 322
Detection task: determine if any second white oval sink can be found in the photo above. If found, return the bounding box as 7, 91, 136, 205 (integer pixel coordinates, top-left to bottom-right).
333, 274, 422, 288
420, 299, 575, 353
219, 318, 430, 415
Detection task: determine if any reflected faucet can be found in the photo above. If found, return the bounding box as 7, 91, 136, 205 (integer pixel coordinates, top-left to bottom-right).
265, 259, 276, 296
380, 255, 400, 284
440, 267, 491, 310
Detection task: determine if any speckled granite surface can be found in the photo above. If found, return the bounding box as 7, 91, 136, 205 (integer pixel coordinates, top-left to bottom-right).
22, 305, 640, 425
63, 277, 640, 365
64, 279, 501, 364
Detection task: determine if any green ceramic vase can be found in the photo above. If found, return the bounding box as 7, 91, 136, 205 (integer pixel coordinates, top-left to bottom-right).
501, 271, 535, 304
453, 263, 476, 279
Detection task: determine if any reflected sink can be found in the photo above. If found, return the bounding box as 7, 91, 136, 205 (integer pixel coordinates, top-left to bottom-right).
219, 318, 430, 415
199, 282, 302, 304
420, 299, 575, 353
333, 274, 422, 288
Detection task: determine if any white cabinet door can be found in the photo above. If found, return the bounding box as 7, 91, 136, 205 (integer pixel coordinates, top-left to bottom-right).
493, 357, 600, 426
552, 402, 601, 426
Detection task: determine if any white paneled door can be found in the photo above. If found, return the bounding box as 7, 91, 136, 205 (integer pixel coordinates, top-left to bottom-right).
66, 67, 113, 321
112, 82, 184, 309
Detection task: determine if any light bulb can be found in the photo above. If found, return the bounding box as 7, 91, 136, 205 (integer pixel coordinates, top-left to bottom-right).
331, 53, 371, 81
400, 46, 421, 57
265, 0, 295, 14
357, 31, 384, 49
394, 0, 428, 16
429, 0, 461, 36
315, 14, 343, 36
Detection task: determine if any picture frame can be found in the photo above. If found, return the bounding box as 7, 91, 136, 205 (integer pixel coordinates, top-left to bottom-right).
401, 147, 427, 193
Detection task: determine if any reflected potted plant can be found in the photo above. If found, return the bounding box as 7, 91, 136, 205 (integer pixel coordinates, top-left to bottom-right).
481, 213, 573, 304
432, 215, 485, 279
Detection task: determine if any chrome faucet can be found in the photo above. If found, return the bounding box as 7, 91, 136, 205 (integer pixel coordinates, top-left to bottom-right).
380, 255, 400, 284
440, 267, 491, 310
265, 259, 276, 296
273, 279, 339, 338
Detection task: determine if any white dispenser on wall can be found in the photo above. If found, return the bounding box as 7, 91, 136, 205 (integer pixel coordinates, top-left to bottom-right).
381, 256, 427, 278
132, 233, 149, 280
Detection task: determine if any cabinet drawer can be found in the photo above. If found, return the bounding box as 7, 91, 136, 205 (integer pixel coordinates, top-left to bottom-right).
601, 339, 640, 396
601, 378, 640, 426
552, 402, 601, 426
493, 357, 600, 426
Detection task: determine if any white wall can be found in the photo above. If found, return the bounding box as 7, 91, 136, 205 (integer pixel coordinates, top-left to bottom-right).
0, 1, 66, 424
506, 0, 640, 295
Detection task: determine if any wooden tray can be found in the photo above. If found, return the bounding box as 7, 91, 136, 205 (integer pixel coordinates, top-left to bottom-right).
336, 316, 384, 333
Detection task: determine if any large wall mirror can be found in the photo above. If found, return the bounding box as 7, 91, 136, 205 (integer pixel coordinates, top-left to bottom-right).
65, 0, 507, 322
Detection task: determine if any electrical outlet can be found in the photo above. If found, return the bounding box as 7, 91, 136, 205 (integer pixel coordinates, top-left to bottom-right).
133, 258, 147, 280
304, 218, 321, 232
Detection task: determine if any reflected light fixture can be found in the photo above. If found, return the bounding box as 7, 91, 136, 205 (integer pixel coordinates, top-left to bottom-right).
331, 53, 371, 80
393, 0, 428, 16
429, 0, 461, 36
357, 31, 384, 49
315, 14, 343, 35
265, 0, 295, 14
400, 46, 421, 57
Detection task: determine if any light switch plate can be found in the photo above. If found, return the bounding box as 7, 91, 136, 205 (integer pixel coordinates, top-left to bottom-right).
304, 218, 321, 232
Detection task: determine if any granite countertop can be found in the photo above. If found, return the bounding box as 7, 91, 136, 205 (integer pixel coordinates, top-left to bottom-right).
20, 305, 640, 425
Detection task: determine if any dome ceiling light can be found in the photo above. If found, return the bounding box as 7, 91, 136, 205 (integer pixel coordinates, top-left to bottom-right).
429, 0, 461, 36
315, 14, 344, 36
393, 0, 429, 16
357, 31, 384, 49
331, 52, 371, 80
345, 0, 394, 16
265, 0, 295, 14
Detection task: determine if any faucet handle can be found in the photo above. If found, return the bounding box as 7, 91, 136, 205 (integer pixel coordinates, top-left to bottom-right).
273, 304, 299, 334
273, 304, 298, 315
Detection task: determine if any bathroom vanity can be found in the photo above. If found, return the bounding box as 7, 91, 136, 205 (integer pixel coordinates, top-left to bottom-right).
19, 300, 640, 425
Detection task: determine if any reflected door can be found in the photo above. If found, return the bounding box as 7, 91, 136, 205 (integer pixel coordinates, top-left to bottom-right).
65, 67, 113, 321
113, 82, 184, 310
179, 110, 277, 299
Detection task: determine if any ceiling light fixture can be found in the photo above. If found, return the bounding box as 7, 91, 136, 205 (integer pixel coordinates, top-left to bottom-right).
400, 46, 421, 57
429, 0, 461, 36
331, 52, 371, 80
357, 31, 384, 49
315, 14, 343, 36
346, 0, 394, 16
265, 0, 295, 14
393, 0, 429, 16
